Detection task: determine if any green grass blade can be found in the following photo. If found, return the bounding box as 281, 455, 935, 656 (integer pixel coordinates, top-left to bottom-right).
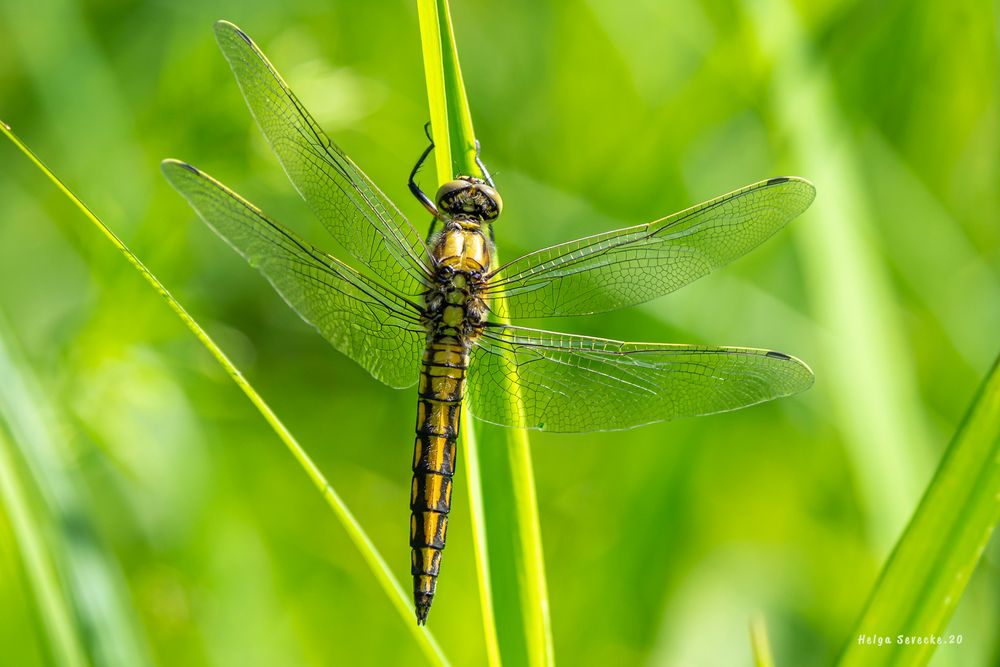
416, 4, 554, 665
416, 1, 453, 181
458, 416, 503, 666
744, 0, 933, 553
417, 0, 479, 181
0, 313, 154, 667
749, 616, 777, 667
836, 350, 1000, 667
0, 430, 87, 667
0, 120, 450, 667
473, 426, 553, 667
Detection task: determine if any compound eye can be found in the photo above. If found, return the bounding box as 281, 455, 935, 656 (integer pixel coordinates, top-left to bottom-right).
435, 180, 469, 209
477, 184, 503, 220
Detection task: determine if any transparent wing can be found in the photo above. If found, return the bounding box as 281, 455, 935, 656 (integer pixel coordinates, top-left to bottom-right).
214, 20, 430, 296
467, 324, 813, 432
488, 177, 815, 319
162, 159, 425, 389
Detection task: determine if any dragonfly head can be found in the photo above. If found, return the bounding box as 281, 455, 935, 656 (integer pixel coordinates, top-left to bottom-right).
435, 176, 503, 221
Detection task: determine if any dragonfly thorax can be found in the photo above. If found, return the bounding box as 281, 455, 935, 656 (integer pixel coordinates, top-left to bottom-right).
424, 270, 489, 337
435, 176, 502, 221
425, 224, 491, 338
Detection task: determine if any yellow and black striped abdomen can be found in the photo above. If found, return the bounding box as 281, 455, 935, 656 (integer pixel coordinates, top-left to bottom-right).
410, 337, 469, 624
410, 221, 490, 624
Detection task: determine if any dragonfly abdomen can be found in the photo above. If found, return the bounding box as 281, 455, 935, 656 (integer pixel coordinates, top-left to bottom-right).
410, 221, 489, 624
410, 336, 469, 625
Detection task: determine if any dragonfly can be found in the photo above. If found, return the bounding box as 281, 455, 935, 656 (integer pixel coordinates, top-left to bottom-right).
162, 20, 815, 625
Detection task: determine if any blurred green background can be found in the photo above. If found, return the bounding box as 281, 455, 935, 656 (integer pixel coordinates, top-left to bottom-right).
1, 0, 998, 665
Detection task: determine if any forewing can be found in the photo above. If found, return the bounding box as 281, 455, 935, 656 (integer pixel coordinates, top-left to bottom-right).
162, 159, 425, 389
488, 177, 815, 319
468, 325, 813, 432
214, 20, 429, 296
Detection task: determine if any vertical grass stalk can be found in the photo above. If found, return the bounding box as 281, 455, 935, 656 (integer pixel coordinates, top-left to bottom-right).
417, 3, 554, 665
743, 0, 933, 553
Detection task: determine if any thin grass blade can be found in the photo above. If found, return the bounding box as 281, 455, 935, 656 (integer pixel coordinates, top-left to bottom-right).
0, 120, 450, 667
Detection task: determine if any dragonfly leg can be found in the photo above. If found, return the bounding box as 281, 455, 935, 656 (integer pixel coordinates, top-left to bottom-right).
410, 123, 439, 217
474, 139, 496, 189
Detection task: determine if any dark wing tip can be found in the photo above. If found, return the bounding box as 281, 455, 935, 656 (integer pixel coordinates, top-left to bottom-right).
766, 175, 815, 192
753, 347, 815, 395
161, 159, 199, 176
764, 175, 817, 214
766, 175, 813, 186
214, 19, 252, 45
778, 351, 816, 392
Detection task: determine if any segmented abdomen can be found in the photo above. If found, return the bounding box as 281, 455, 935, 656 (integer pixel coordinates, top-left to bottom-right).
410, 335, 469, 625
